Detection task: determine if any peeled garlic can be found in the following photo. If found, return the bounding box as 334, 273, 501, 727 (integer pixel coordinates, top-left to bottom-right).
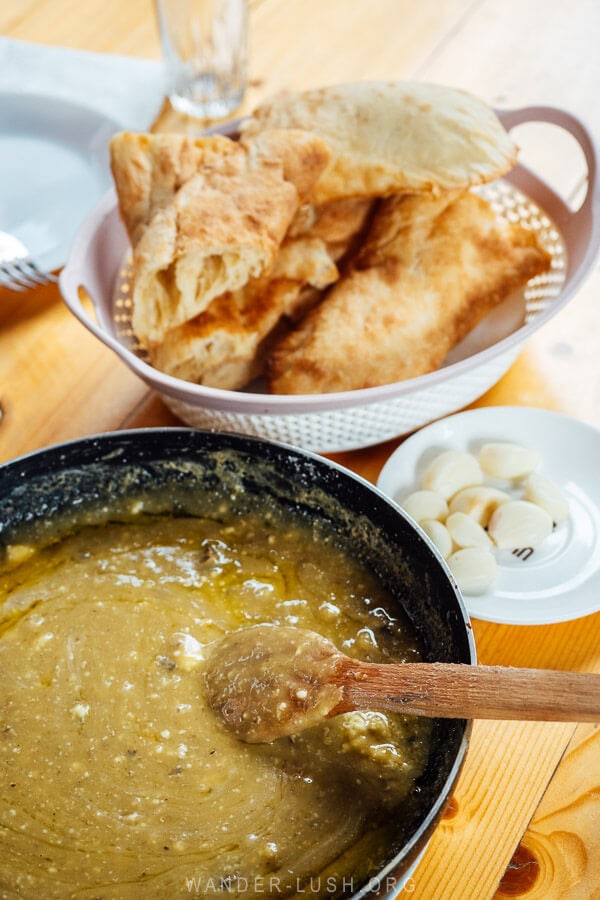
524, 473, 570, 523
488, 500, 553, 549
421, 451, 483, 500
420, 519, 453, 559
448, 486, 510, 526
447, 548, 497, 595
446, 512, 493, 550
479, 442, 541, 480
401, 490, 448, 523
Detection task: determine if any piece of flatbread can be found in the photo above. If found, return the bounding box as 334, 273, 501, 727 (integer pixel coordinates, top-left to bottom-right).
110, 130, 331, 344
148, 236, 339, 389
267, 192, 551, 394
241, 81, 517, 204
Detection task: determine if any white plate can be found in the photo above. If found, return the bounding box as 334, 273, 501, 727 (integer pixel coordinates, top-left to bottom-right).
377, 407, 600, 625
0, 92, 120, 272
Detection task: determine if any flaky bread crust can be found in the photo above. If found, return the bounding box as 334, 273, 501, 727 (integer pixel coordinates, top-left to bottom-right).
148, 236, 339, 389
109, 130, 331, 344
267, 192, 551, 394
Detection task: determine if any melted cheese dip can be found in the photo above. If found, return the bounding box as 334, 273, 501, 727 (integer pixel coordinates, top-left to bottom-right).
0, 512, 430, 899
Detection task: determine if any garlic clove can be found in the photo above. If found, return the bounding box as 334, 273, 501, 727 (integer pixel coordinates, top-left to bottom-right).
420, 519, 453, 559
479, 442, 541, 480
400, 490, 448, 523
446, 512, 493, 550
524, 473, 570, 523
422, 451, 483, 500
488, 500, 553, 550
447, 548, 497, 595
448, 486, 510, 526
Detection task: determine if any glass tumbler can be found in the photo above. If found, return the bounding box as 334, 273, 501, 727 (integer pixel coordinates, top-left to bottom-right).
155, 0, 248, 119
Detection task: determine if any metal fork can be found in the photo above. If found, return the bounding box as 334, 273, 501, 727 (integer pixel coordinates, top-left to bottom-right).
0, 231, 58, 291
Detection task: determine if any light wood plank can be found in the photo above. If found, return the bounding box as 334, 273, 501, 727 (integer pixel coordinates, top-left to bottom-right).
249, 0, 477, 92
416, 0, 600, 116
0, 0, 268, 58
0, 283, 148, 462
494, 724, 600, 899
399, 720, 578, 899
0, 0, 161, 57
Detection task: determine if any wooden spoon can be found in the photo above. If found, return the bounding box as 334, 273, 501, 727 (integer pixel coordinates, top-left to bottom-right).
203, 624, 600, 743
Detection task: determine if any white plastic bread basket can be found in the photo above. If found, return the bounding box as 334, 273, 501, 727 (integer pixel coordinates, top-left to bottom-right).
60, 106, 600, 453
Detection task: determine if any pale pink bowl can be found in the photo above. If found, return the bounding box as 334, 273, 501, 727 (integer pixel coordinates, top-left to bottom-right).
60, 106, 600, 452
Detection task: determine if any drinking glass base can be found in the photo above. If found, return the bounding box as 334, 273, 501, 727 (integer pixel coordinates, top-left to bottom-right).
169, 90, 244, 121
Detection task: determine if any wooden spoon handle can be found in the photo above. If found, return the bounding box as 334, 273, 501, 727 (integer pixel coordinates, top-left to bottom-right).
334, 661, 600, 722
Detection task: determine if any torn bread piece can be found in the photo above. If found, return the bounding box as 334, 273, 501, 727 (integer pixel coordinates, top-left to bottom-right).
242, 81, 517, 204
267, 191, 552, 394
148, 236, 339, 389
110, 130, 331, 344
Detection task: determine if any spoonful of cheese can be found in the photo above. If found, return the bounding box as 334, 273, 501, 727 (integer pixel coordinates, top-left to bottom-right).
204, 624, 600, 743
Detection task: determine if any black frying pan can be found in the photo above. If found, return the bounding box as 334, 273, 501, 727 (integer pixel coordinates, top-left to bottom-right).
0, 428, 475, 898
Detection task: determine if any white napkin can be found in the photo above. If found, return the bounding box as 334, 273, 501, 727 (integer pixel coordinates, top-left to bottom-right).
0, 37, 165, 129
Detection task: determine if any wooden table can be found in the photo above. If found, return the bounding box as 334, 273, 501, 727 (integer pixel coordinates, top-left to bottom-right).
1, 2, 599, 897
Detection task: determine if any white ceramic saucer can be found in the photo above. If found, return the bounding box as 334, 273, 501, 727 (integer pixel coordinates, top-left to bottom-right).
0, 92, 120, 273
377, 407, 600, 625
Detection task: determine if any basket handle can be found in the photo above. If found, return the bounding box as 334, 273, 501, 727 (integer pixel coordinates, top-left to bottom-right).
59, 261, 141, 368
496, 105, 600, 278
